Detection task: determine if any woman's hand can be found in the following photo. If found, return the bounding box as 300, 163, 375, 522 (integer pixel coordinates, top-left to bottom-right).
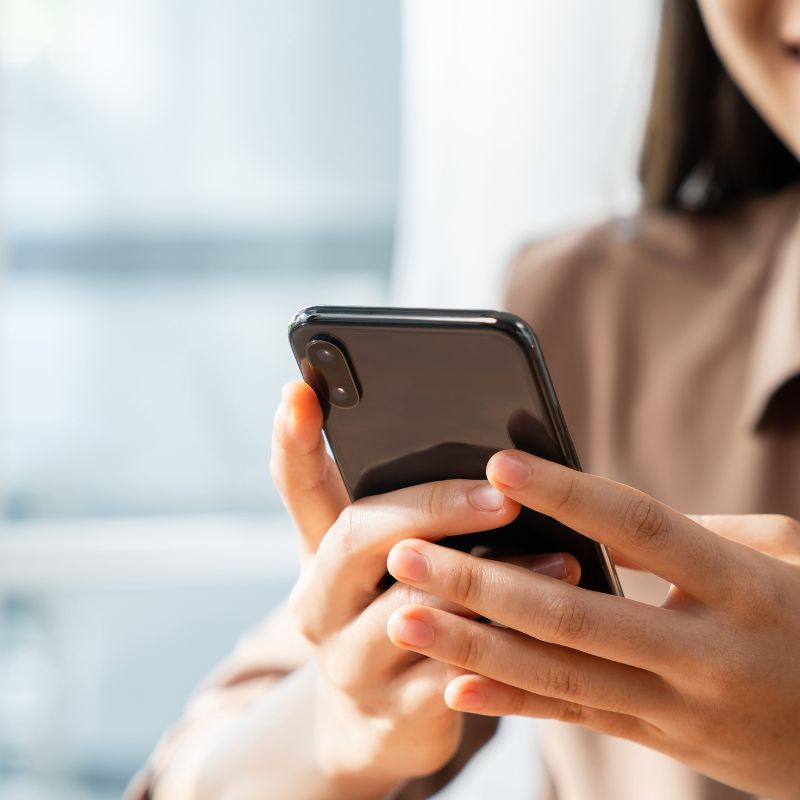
271, 385, 579, 797
385, 449, 800, 800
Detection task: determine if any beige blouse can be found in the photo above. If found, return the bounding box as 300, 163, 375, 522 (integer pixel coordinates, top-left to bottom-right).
127, 183, 800, 800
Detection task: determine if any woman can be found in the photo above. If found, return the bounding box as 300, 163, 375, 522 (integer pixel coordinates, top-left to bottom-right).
129, 2, 800, 798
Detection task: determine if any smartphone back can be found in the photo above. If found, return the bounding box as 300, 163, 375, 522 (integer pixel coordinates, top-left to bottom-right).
289, 306, 621, 594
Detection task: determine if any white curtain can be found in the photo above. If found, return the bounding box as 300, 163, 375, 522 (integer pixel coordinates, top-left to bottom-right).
392, 0, 661, 309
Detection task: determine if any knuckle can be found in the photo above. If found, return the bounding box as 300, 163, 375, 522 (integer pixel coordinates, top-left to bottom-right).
541, 662, 582, 701
388, 582, 432, 610
270, 442, 328, 497
449, 560, 483, 607
398, 675, 449, 719
542, 593, 593, 644
550, 471, 582, 517
332, 503, 366, 557
622, 496, 671, 550
556, 700, 586, 725
414, 483, 450, 525
456, 627, 484, 671
505, 688, 529, 717
288, 580, 321, 645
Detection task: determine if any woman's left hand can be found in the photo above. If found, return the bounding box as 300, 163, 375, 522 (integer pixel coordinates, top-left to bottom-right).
385, 450, 800, 800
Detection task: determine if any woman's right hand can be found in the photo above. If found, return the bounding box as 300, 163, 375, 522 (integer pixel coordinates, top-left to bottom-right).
271, 381, 578, 797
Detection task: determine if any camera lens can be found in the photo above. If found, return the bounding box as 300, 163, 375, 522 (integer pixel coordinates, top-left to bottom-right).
316, 347, 335, 364
305, 337, 359, 408
331, 386, 349, 403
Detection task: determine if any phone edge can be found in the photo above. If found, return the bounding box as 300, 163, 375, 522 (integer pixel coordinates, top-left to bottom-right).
288, 305, 624, 596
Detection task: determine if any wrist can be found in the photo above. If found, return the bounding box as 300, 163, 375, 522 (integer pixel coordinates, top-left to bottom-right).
313, 672, 411, 799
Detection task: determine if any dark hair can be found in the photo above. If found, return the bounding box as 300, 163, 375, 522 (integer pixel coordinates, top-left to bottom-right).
640, 0, 800, 212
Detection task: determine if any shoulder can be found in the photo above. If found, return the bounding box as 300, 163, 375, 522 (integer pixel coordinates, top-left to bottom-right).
502, 186, 800, 338
500, 188, 800, 462
503, 213, 704, 330
499, 216, 680, 455
499, 195, 798, 456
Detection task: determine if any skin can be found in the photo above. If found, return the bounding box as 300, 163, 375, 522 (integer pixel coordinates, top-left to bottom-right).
202, 382, 800, 799
200, 382, 581, 800
387, 450, 800, 798
697, 0, 800, 158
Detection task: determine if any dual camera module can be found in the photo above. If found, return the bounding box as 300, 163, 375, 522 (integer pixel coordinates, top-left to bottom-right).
305, 338, 360, 409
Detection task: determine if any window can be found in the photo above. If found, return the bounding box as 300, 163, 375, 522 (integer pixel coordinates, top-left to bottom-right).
0, 1, 400, 796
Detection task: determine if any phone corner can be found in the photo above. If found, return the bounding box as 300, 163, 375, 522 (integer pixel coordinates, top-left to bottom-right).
287, 305, 320, 336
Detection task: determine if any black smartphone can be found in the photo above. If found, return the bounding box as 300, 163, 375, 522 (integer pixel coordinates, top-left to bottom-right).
288, 306, 622, 595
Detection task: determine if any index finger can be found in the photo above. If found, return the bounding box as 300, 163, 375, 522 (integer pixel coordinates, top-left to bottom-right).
486, 450, 738, 605
386, 538, 697, 675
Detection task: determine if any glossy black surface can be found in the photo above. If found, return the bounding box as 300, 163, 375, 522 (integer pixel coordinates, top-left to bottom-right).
289, 306, 622, 595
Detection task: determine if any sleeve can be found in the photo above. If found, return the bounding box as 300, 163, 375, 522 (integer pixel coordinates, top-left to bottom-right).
123, 603, 314, 799
124, 604, 499, 800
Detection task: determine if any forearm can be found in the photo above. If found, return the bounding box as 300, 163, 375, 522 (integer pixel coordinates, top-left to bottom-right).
194, 662, 404, 800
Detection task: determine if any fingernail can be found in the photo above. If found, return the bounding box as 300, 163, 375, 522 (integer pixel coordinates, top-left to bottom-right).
468, 484, 506, 511
389, 545, 430, 582
531, 553, 568, 580
397, 617, 436, 648
490, 453, 530, 488
453, 690, 487, 711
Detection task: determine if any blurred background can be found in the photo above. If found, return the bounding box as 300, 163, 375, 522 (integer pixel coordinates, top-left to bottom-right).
0, 1, 658, 797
